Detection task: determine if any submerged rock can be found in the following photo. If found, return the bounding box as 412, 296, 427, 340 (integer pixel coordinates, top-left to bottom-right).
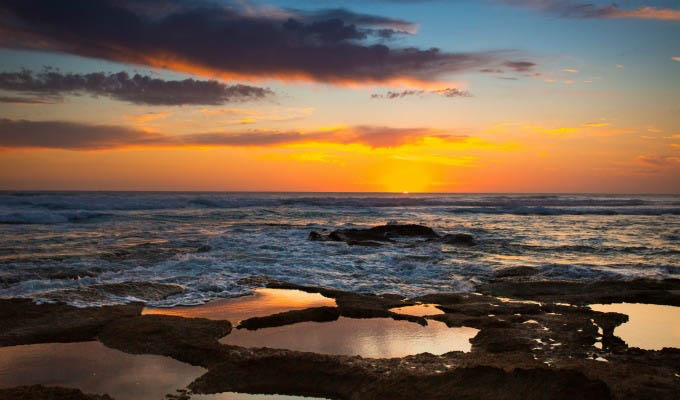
441, 233, 476, 246
494, 266, 540, 279
33, 282, 185, 304
195, 245, 212, 253
0, 267, 103, 288
236, 275, 281, 286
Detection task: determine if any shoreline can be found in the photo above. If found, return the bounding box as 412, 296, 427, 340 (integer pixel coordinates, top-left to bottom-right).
1, 275, 679, 399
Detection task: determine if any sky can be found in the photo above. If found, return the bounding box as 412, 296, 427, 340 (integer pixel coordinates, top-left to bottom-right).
0, 0, 678, 192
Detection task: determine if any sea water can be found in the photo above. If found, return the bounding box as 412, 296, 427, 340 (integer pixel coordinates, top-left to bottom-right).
0, 192, 678, 307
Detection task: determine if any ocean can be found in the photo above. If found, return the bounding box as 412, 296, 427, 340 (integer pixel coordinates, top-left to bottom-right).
0, 192, 678, 307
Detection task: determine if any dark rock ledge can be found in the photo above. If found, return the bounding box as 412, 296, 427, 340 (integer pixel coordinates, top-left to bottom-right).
0, 385, 114, 400
1, 278, 679, 399
308, 224, 476, 247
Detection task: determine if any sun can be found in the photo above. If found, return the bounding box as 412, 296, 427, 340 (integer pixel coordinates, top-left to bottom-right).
373, 163, 435, 193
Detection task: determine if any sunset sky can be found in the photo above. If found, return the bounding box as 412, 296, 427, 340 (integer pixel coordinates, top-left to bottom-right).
0, 0, 679, 192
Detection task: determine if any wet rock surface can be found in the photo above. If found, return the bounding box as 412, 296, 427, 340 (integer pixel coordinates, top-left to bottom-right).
98, 314, 232, 368
190, 352, 611, 400
1, 278, 679, 399
477, 278, 680, 306
0, 385, 114, 400
0, 298, 141, 346
308, 224, 473, 247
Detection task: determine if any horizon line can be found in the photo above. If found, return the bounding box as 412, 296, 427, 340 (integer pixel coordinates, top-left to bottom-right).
0, 190, 678, 196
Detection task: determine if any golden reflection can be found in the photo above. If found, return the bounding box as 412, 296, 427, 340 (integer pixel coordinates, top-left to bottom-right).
390, 304, 445, 317
143, 288, 336, 323
0, 342, 205, 400
221, 317, 478, 358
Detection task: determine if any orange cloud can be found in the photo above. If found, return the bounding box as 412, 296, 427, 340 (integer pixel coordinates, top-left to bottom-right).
582, 122, 610, 127
124, 112, 172, 124
199, 107, 315, 124
612, 7, 680, 21
0, 119, 472, 151
523, 125, 578, 136
635, 155, 680, 168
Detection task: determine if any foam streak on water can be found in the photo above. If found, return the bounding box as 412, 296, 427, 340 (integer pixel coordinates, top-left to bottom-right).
0, 192, 678, 306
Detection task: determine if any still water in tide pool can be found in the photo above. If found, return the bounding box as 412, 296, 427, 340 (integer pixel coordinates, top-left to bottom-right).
589, 303, 680, 350
221, 317, 477, 358
0, 341, 324, 399
0, 341, 204, 400
145, 288, 477, 358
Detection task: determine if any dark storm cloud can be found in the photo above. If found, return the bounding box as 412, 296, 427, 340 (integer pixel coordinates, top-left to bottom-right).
0, 0, 523, 85
0, 69, 272, 106
0, 119, 466, 150
371, 87, 470, 99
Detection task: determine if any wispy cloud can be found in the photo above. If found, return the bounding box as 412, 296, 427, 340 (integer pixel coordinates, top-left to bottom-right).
0, 119, 469, 150
0, 69, 273, 106
499, 1, 680, 21
635, 155, 680, 168
520, 121, 629, 136
370, 87, 470, 99
524, 125, 578, 136
198, 107, 315, 124
123, 112, 172, 124
0, 96, 59, 105
503, 61, 537, 72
